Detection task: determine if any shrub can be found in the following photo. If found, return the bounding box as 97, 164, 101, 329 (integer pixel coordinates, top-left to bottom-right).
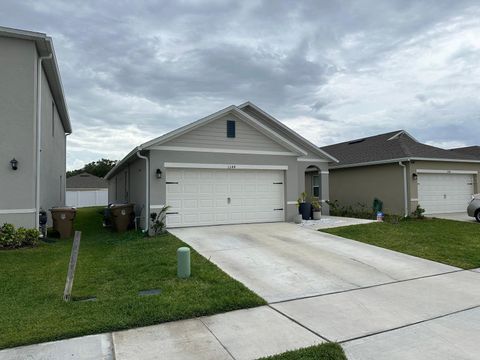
0, 223, 17, 248
326, 200, 374, 219
411, 205, 426, 219
326, 200, 406, 224
0, 224, 40, 249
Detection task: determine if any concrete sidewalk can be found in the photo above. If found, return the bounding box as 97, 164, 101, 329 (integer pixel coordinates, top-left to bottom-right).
0, 306, 322, 360
2, 270, 480, 360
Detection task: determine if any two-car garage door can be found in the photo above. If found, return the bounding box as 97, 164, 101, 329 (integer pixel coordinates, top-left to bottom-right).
418, 173, 474, 214
166, 168, 285, 227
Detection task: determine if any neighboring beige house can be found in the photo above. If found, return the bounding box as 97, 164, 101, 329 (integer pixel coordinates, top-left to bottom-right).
322, 130, 480, 216
0, 27, 72, 228
66, 173, 108, 208
105, 102, 337, 230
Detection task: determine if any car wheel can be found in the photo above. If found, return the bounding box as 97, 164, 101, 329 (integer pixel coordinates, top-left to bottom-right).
476, 210, 480, 223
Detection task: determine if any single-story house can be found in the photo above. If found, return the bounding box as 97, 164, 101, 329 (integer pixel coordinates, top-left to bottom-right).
66, 173, 108, 208
0, 27, 71, 228
321, 130, 480, 216
105, 102, 337, 230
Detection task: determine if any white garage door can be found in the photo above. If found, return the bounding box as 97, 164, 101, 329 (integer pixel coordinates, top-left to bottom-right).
417, 173, 474, 214
166, 168, 285, 227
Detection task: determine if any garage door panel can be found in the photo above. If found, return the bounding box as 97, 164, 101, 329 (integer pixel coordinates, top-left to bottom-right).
166, 214, 182, 225
418, 173, 474, 214
244, 184, 256, 192
183, 184, 198, 193
199, 199, 214, 208
198, 184, 213, 193
166, 184, 182, 193
230, 184, 243, 193
183, 199, 198, 209
166, 168, 285, 227
168, 199, 182, 209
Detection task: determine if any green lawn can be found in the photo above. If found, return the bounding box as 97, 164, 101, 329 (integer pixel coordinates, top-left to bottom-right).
258, 343, 347, 360
0, 207, 265, 349
322, 218, 480, 269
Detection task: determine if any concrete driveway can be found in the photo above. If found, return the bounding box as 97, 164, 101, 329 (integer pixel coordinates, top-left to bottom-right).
170, 222, 456, 303
170, 223, 480, 359
429, 212, 478, 223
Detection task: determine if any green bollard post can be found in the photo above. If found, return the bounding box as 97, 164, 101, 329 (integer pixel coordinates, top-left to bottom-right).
177, 247, 191, 279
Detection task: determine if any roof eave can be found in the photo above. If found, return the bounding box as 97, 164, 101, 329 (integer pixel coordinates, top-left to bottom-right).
42, 37, 72, 134
331, 157, 480, 169
104, 146, 140, 180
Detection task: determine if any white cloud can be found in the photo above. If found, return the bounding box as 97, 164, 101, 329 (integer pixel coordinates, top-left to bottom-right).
1, 0, 479, 171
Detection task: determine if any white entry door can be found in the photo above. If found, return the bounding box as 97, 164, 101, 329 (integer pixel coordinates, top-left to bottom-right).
417, 173, 474, 214
165, 168, 285, 227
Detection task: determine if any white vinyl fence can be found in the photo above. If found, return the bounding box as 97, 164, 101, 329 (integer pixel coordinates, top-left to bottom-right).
66, 189, 108, 208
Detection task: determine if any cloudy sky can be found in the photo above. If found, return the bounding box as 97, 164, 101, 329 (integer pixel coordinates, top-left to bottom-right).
2, 1, 479, 169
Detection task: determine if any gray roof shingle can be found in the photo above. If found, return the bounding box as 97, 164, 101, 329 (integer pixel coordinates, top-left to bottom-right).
66, 173, 107, 189
321, 130, 479, 167
450, 146, 480, 159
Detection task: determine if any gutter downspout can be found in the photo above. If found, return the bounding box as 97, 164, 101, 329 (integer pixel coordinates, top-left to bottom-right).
136, 150, 149, 233
64, 133, 71, 205
35, 53, 53, 229
399, 161, 408, 217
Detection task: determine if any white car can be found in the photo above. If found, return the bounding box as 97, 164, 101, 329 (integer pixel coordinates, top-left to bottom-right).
467, 194, 480, 222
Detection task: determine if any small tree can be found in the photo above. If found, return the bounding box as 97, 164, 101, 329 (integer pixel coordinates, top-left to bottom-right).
67, 158, 117, 178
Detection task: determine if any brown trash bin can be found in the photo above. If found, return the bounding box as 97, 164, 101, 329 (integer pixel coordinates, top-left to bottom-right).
50, 207, 76, 239
110, 203, 134, 232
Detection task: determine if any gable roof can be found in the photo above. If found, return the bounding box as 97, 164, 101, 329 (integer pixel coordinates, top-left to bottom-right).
67, 173, 107, 189
238, 101, 338, 162
105, 103, 337, 180
450, 146, 480, 159
141, 105, 307, 155
322, 130, 480, 168
0, 26, 72, 133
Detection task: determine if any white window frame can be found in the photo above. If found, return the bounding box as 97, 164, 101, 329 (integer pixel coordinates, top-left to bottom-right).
312, 175, 320, 198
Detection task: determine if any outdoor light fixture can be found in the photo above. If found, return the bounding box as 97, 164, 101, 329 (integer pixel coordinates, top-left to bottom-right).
412, 173, 418, 181
156, 168, 162, 179
10, 158, 18, 170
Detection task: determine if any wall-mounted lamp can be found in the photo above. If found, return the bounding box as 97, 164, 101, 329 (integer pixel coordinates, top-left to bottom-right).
10, 158, 18, 171
412, 173, 418, 181
156, 168, 162, 179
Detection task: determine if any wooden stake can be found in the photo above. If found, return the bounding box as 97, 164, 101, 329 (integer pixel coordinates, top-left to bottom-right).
63, 231, 81, 301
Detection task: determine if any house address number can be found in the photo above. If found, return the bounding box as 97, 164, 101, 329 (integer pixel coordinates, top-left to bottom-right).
227, 165, 236, 169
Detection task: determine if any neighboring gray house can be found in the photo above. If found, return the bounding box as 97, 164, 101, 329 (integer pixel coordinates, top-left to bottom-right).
66, 173, 108, 208
0, 27, 72, 228
322, 130, 480, 216
105, 102, 337, 229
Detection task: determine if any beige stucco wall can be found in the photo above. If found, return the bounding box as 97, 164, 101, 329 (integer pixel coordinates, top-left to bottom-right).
329, 163, 406, 215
